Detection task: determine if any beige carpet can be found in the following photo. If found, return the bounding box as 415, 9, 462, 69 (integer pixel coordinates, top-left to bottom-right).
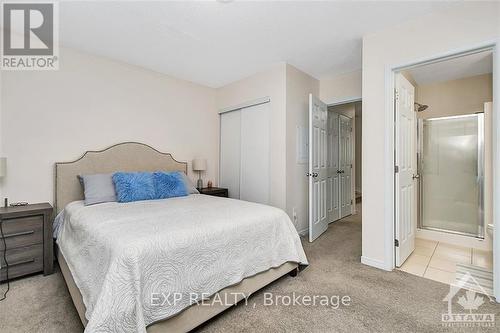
1, 211, 499, 332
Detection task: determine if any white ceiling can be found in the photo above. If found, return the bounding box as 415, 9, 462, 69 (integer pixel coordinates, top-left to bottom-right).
48, 2, 462, 87
408, 51, 493, 85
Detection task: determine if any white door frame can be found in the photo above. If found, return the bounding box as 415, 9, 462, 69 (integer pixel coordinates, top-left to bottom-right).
325, 97, 362, 107
384, 40, 500, 299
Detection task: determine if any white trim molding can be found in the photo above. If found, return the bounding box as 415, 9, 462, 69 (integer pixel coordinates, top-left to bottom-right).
298, 227, 309, 237
361, 256, 391, 271
325, 96, 362, 107
218, 96, 270, 114
492, 40, 500, 302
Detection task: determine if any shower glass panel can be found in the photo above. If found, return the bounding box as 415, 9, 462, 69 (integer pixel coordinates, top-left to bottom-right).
418, 114, 484, 238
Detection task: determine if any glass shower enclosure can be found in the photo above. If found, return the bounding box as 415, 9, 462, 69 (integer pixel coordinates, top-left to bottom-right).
417, 113, 484, 238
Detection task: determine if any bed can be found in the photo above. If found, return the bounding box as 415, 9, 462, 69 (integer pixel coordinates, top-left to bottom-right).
54, 142, 308, 333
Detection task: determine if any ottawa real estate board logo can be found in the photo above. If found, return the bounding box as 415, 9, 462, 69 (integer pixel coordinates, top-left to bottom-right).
442, 272, 495, 328
1, 2, 59, 70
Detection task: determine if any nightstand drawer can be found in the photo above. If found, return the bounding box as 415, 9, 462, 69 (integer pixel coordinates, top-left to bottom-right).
0, 244, 44, 280
209, 191, 228, 197
0, 215, 44, 249
199, 187, 229, 198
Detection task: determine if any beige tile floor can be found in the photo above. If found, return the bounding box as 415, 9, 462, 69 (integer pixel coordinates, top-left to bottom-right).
398, 238, 493, 285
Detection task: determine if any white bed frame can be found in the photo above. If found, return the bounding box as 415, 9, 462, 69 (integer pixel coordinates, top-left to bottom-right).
54, 142, 299, 332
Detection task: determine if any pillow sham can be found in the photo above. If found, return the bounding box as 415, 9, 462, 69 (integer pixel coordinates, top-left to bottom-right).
112, 172, 156, 203
78, 173, 117, 206
153, 172, 188, 199
176, 171, 200, 194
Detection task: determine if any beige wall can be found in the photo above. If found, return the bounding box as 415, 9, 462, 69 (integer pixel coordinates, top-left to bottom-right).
416, 73, 492, 119
319, 70, 362, 104
285, 64, 319, 233
0, 47, 218, 205
1, 52, 320, 233
216, 63, 288, 211
362, 2, 499, 269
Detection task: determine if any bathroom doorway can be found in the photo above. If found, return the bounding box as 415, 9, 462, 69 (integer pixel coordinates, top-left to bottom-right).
393, 48, 494, 292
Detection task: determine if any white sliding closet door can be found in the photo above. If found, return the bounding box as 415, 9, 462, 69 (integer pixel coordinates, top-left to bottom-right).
219, 102, 270, 204
240, 103, 270, 204
220, 111, 241, 199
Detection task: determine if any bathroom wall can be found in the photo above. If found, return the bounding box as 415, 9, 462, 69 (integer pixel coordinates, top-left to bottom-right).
415, 73, 492, 119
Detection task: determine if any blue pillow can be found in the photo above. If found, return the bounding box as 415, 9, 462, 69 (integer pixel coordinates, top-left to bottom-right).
112, 172, 156, 203
153, 171, 188, 199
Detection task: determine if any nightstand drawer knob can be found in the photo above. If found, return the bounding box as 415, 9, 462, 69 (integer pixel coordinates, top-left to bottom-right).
1, 230, 35, 239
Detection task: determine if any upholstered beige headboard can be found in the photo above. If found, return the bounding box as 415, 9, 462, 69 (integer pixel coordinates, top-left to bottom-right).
54, 142, 188, 214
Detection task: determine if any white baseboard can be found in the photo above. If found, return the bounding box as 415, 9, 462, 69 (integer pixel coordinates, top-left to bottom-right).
298, 227, 308, 237
361, 256, 391, 271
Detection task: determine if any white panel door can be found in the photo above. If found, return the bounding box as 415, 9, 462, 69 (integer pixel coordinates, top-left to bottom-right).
328, 112, 340, 222
395, 73, 417, 267
240, 103, 270, 204
219, 111, 241, 199
309, 94, 328, 242
339, 115, 352, 218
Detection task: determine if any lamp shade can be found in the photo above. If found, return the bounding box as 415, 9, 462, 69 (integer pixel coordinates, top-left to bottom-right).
0, 157, 6, 177
192, 158, 207, 171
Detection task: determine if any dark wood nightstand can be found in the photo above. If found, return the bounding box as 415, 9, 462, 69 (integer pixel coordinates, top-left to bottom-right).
199, 187, 228, 198
0, 203, 54, 281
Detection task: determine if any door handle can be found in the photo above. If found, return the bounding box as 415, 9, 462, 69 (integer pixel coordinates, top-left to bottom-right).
412, 174, 420, 180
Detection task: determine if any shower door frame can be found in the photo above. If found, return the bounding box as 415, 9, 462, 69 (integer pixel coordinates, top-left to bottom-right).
416, 113, 485, 239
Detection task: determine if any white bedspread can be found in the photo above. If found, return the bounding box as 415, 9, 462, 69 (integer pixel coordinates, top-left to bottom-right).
56, 194, 308, 332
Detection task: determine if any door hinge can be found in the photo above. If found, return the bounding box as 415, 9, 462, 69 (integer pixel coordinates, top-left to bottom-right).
394, 239, 399, 247
394, 165, 399, 173
395, 89, 400, 101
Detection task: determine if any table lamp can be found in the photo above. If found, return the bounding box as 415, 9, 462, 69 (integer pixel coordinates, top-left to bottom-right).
192, 158, 207, 189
